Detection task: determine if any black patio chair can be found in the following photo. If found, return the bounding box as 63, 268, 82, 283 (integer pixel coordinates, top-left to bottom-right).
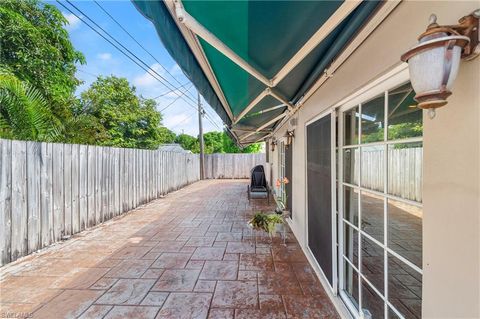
247, 165, 270, 204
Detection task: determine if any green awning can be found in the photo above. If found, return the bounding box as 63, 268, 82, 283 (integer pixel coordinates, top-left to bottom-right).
134, 0, 382, 144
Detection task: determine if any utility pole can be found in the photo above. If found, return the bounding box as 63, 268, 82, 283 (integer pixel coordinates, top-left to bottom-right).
198, 92, 205, 180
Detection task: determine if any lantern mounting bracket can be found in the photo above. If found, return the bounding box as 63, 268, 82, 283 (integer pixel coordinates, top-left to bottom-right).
420, 12, 480, 60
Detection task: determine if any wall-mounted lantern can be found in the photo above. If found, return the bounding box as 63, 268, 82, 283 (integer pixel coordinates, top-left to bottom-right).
271, 138, 277, 152
401, 11, 479, 118
285, 130, 295, 146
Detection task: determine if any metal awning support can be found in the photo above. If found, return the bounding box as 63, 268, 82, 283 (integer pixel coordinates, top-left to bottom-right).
174, 1, 272, 87
154, 0, 389, 144
233, 88, 270, 124
163, 0, 234, 121
269, 90, 294, 111
233, 88, 292, 124
240, 112, 287, 141
246, 103, 285, 116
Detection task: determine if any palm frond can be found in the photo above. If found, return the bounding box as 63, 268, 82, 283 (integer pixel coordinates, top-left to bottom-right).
0, 69, 62, 142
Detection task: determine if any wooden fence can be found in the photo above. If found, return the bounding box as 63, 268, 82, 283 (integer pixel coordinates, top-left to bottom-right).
0, 139, 199, 266
348, 147, 423, 202
204, 153, 266, 179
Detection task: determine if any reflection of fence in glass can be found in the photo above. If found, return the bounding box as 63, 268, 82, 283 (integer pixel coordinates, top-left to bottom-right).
351, 147, 423, 202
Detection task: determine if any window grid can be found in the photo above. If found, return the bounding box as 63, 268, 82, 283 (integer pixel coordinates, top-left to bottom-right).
340, 83, 423, 319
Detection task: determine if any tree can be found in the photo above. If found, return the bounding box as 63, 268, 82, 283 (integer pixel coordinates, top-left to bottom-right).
174, 131, 262, 154
0, 0, 85, 121
79, 76, 164, 149
222, 132, 262, 153
0, 70, 62, 142
203, 131, 224, 154
158, 126, 177, 144
175, 133, 198, 152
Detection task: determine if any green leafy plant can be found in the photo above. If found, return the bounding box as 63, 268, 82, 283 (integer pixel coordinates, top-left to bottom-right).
0, 70, 62, 141
248, 212, 284, 235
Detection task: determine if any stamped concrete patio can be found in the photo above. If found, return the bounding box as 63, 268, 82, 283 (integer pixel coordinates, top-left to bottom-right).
0, 180, 338, 319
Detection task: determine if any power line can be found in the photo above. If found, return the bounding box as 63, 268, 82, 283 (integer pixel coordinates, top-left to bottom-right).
153, 81, 192, 99
158, 84, 193, 113
59, 0, 198, 108
59, 1, 229, 136
92, 0, 196, 101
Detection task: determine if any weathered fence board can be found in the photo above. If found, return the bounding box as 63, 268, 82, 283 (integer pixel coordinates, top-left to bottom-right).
26, 141, 41, 254
0, 140, 12, 264
0, 139, 201, 266
204, 153, 266, 179
11, 141, 27, 260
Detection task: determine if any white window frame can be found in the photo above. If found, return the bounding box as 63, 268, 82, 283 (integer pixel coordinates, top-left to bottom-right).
336, 64, 423, 319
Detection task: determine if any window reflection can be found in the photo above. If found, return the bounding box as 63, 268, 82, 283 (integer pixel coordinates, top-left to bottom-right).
361, 192, 384, 244
388, 253, 422, 319
361, 279, 384, 318
361, 145, 384, 192
344, 106, 359, 145
361, 95, 385, 144
361, 235, 384, 294
343, 148, 358, 185
388, 83, 422, 140
388, 142, 423, 202
344, 259, 359, 309
344, 186, 359, 226
387, 199, 422, 268
344, 223, 359, 266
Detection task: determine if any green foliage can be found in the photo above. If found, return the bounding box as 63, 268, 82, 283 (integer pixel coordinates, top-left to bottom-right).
0, 0, 264, 152
158, 126, 177, 144
222, 133, 261, 153
79, 76, 164, 149
175, 133, 199, 152
175, 130, 262, 154
0, 0, 85, 121
203, 131, 224, 154
0, 70, 62, 141
248, 212, 284, 235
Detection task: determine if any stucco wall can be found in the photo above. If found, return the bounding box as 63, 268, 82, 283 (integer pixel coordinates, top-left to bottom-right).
269, 1, 480, 317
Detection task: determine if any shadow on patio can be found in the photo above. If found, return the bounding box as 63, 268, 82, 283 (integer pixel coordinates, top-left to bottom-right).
0, 180, 339, 319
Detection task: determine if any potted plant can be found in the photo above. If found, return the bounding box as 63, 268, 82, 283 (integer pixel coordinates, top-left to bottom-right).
248, 212, 284, 236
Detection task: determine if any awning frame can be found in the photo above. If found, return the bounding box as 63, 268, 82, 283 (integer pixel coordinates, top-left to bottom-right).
168, 0, 361, 128
163, 0, 401, 144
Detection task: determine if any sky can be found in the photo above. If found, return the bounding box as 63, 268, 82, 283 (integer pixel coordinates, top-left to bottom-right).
48, 0, 225, 136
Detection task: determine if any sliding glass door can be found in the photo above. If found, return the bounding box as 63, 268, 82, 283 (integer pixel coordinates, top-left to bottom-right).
338, 82, 423, 319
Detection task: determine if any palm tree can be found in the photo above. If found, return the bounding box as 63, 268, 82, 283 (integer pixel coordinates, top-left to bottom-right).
0, 69, 62, 142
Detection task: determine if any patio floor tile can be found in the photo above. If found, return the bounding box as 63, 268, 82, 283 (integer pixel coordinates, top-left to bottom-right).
150, 252, 191, 269
0, 180, 338, 318
191, 247, 225, 260
212, 280, 258, 308
96, 279, 155, 305
103, 305, 159, 319
155, 293, 212, 319
78, 305, 113, 319
199, 260, 238, 280
33, 290, 103, 319
152, 269, 200, 291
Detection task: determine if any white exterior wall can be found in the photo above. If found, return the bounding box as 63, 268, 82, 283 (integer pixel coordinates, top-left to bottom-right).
269, 1, 480, 317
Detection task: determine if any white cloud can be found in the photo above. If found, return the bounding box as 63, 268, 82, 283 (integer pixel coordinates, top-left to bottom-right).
97, 53, 112, 61
133, 63, 167, 88
163, 113, 193, 129
63, 12, 81, 31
